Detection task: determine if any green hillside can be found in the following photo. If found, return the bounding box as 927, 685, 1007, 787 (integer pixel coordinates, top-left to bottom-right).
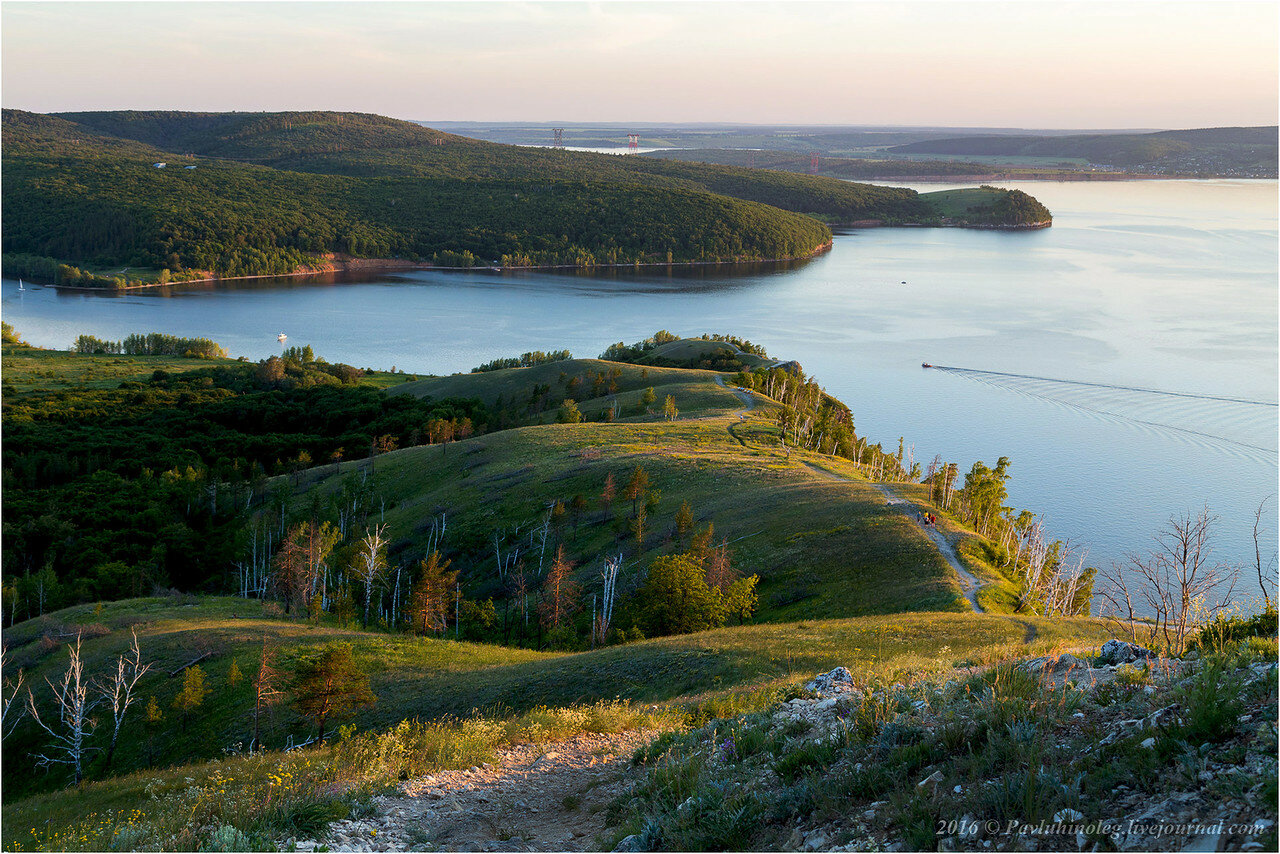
1, 595, 1108, 802
890, 126, 1278, 174
918, 186, 1053, 227
644, 147, 993, 179
1, 109, 993, 287
1, 109, 834, 283
0, 330, 1061, 633
387, 358, 715, 411
293, 409, 970, 624
48, 110, 931, 222
2, 330, 1126, 852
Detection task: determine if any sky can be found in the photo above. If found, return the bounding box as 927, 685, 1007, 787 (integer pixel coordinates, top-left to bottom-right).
2, 1, 1277, 128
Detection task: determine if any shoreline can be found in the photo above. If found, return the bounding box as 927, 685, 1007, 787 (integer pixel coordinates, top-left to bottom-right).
34, 241, 837, 293
28, 216, 1040, 294
839, 219, 1051, 230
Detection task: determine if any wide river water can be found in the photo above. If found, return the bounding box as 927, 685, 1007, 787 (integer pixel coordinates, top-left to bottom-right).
3, 179, 1277, 607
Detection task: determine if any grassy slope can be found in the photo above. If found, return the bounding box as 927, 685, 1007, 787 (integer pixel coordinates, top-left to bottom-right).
638, 338, 773, 369
2, 596, 1110, 797
917, 187, 1006, 218
0, 342, 408, 394
388, 359, 718, 409
0, 346, 240, 393
0, 348, 1120, 846
326, 369, 968, 621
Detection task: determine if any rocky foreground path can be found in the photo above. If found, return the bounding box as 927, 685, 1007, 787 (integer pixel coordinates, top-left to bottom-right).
292, 730, 653, 852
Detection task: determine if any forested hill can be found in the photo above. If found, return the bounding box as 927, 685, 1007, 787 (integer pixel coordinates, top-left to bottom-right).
52, 109, 458, 159
889, 126, 1278, 174
3, 109, 1057, 285
45, 110, 933, 222
2, 109, 955, 286
1, 109, 832, 281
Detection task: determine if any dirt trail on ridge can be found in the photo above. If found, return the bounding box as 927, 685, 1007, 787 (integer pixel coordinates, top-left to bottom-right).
801, 463, 984, 612
714, 373, 757, 411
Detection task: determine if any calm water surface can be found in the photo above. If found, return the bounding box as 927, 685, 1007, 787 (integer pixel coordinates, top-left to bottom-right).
4, 179, 1276, 603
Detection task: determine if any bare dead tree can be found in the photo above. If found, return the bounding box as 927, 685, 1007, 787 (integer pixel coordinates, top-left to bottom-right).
27, 633, 97, 784
1099, 507, 1239, 655
598, 553, 622, 643
1254, 495, 1276, 611
353, 524, 389, 628
1097, 562, 1143, 646
93, 628, 153, 770
513, 570, 530, 628
1, 647, 26, 741
1042, 542, 1092, 617
1017, 518, 1050, 611
536, 507, 553, 576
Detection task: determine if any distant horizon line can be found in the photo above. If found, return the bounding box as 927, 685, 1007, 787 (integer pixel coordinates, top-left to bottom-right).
7, 106, 1279, 135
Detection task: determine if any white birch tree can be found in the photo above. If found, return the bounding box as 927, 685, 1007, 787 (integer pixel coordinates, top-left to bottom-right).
93, 628, 152, 770
27, 633, 97, 784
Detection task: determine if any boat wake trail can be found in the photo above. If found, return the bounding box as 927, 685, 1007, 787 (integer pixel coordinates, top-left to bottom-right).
926, 365, 1278, 462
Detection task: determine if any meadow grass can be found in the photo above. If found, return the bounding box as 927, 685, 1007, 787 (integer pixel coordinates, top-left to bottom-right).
2, 599, 1113, 851
918, 186, 1008, 218
386, 358, 722, 407
639, 338, 772, 369
0, 345, 241, 393
4, 596, 1111, 802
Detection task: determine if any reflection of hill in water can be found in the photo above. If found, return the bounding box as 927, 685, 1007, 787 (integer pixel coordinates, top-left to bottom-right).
933, 366, 1278, 464
89, 255, 821, 299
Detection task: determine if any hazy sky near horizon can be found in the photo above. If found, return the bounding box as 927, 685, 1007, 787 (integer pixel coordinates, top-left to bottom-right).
3, 1, 1276, 128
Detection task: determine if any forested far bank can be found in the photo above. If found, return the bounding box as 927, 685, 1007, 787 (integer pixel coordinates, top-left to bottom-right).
1, 109, 1050, 288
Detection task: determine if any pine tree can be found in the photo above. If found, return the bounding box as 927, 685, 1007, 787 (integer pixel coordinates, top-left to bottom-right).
632, 504, 648, 551
172, 665, 209, 731
689, 523, 715, 566
626, 466, 649, 517
407, 551, 457, 635
557, 399, 582, 423
539, 545, 579, 630
293, 645, 375, 743
675, 501, 694, 543
600, 473, 616, 517
570, 494, 588, 534
704, 541, 738, 593
143, 696, 163, 766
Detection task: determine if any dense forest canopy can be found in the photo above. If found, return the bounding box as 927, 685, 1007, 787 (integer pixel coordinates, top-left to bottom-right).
44, 109, 929, 220
2, 347, 486, 602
